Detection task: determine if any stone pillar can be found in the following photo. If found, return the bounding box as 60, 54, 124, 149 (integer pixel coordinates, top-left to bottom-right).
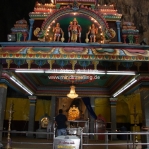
140, 89, 149, 149
50, 96, 56, 121
0, 84, 7, 141
28, 19, 34, 41
109, 98, 117, 140
28, 96, 37, 137
116, 21, 121, 42
0, 64, 2, 78
89, 97, 95, 139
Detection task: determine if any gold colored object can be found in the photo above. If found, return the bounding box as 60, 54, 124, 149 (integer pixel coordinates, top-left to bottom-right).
6, 102, 14, 149
134, 62, 142, 72
6, 59, 13, 69
68, 105, 80, 120
92, 61, 99, 70
47, 60, 55, 69
70, 60, 77, 70
26, 60, 33, 69
67, 85, 78, 99
41, 117, 50, 128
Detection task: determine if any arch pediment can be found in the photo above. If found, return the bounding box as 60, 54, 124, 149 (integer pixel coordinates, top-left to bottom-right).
41, 7, 108, 32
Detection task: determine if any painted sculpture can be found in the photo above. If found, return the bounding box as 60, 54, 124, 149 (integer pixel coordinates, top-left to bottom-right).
10, 19, 28, 41
122, 22, 139, 44
53, 23, 64, 42
34, 28, 46, 41
69, 18, 82, 43
86, 24, 98, 42
68, 105, 80, 120
105, 28, 116, 41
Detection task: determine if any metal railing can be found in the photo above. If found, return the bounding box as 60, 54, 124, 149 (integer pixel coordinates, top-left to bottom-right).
1, 130, 149, 149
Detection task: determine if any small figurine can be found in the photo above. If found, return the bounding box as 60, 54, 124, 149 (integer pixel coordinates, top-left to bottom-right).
87, 24, 98, 42
105, 28, 116, 40
53, 23, 64, 42
128, 35, 134, 44
34, 27, 45, 42
16, 32, 22, 42
69, 18, 82, 43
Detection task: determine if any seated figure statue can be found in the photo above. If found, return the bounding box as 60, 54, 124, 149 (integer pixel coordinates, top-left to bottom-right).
87, 24, 98, 42
53, 23, 64, 42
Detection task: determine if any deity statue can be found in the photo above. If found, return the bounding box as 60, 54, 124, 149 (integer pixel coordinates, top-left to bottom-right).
34, 27, 46, 42
68, 18, 82, 43
105, 28, 116, 40
87, 24, 98, 42
53, 23, 64, 42
68, 105, 80, 120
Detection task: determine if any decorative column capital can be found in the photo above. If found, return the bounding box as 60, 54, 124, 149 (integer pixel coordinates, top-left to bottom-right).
0, 83, 7, 89
109, 98, 117, 106
116, 21, 121, 27
28, 96, 37, 104
116, 21, 121, 42
29, 19, 34, 26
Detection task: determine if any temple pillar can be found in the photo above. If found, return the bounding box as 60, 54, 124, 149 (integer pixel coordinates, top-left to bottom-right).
50, 96, 56, 120
116, 21, 121, 42
109, 98, 117, 140
27, 96, 37, 137
0, 84, 7, 141
89, 97, 95, 139
28, 19, 34, 41
140, 89, 149, 149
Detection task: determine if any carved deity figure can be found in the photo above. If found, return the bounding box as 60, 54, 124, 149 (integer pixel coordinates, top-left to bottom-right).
105, 28, 116, 40
68, 18, 82, 43
68, 105, 80, 120
87, 24, 98, 42
53, 23, 64, 42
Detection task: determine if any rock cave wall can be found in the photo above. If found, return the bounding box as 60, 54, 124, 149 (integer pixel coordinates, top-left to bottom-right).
99, 0, 149, 44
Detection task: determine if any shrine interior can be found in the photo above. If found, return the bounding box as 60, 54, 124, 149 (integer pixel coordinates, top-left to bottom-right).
0, 0, 149, 144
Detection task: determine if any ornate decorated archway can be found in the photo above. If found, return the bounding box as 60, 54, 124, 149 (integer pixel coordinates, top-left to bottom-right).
41, 6, 109, 35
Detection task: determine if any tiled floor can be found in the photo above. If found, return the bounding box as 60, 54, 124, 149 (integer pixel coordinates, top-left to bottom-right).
1, 136, 141, 149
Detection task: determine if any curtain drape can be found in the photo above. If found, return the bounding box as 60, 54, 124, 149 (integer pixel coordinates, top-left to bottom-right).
82, 97, 97, 120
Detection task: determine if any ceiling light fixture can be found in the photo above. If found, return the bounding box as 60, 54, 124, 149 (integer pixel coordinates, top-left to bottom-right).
112, 78, 137, 97
76, 70, 105, 74
15, 69, 136, 75
15, 69, 44, 73
45, 69, 75, 74
10, 76, 33, 95
107, 71, 136, 75
67, 85, 78, 99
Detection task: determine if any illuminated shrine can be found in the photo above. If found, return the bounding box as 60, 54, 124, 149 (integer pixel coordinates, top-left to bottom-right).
1, 0, 149, 146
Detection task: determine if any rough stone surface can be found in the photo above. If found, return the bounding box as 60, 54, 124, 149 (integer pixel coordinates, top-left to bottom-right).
99, 0, 149, 44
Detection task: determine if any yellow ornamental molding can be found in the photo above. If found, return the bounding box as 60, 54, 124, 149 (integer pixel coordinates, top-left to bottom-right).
0, 83, 7, 89
134, 62, 142, 72
70, 60, 77, 70
139, 87, 149, 92
26, 59, 34, 69
92, 61, 99, 70
114, 62, 120, 71
6, 59, 13, 69
47, 60, 55, 69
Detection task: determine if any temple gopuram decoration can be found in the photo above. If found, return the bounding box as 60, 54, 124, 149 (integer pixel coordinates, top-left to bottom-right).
122, 22, 139, 44
0, 0, 149, 98
8, 19, 29, 42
